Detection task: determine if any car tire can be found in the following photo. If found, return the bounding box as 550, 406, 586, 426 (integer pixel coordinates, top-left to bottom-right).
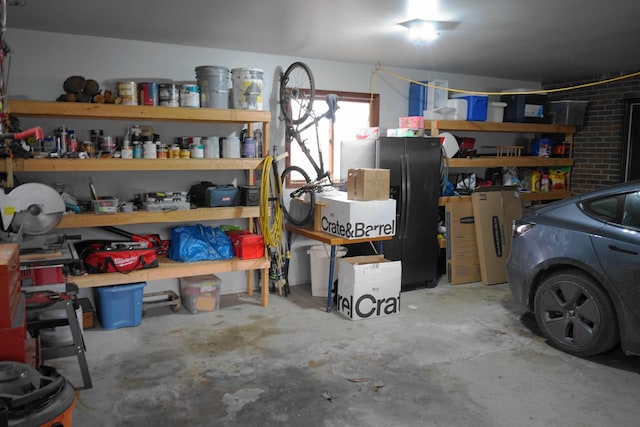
534, 269, 619, 357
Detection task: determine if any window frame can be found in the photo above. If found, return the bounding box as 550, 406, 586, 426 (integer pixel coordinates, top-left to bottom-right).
284, 89, 380, 187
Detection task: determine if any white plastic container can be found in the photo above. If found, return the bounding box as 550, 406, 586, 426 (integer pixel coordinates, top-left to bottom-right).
424, 99, 467, 121
307, 245, 347, 297
487, 101, 508, 122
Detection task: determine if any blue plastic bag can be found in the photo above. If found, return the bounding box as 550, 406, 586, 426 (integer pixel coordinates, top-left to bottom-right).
168, 224, 233, 262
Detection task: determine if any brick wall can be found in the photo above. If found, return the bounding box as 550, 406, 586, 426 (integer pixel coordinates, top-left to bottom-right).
543, 72, 640, 194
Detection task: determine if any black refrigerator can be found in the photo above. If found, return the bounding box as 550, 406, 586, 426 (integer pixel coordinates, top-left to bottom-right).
376, 137, 442, 291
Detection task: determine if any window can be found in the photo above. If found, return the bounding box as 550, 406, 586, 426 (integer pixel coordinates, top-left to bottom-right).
285, 90, 379, 186
582, 191, 640, 228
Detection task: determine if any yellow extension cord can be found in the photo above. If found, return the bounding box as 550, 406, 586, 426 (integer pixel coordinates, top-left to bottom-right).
259, 155, 284, 249
260, 155, 290, 294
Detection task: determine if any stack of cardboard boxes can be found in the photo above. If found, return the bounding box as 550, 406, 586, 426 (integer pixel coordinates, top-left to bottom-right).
446, 187, 523, 286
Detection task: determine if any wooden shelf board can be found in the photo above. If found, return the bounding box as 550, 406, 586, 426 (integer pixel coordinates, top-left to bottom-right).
68, 256, 270, 288
444, 157, 574, 168
58, 206, 261, 228
438, 191, 572, 206
8, 100, 271, 123
425, 120, 575, 134
5, 157, 263, 172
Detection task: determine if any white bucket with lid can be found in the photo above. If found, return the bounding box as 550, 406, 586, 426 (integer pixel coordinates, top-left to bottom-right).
231, 68, 264, 110
195, 66, 230, 109
307, 245, 348, 297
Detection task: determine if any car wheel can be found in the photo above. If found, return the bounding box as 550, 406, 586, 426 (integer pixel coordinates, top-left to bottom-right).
534, 270, 619, 357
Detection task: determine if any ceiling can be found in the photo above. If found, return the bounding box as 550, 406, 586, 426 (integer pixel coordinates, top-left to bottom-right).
6, 0, 640, 82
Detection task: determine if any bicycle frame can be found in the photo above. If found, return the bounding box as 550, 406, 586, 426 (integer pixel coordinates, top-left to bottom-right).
284, 94, 338, 185
285, 109, 333, 184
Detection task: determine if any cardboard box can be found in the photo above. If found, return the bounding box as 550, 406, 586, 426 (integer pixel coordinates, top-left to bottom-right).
78, 297, 96, 329
386, 128, 424, 137
336, 255, 401, 320
471, 188, 523, 285
398, 116, 424, 129
355, 127, 383, 140
317, 191, 396, 240
347, 168, 390, 201
445, 200, 482, 285
179, 274, 222, 313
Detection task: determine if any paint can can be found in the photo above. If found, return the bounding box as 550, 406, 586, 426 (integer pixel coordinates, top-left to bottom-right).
117, 81, 138, 105
231, 68, 264, 110
241, 137, 255, 158
221, 136, 241, 158
179, 84, 200, 108
203, 136, 220, 158
195, 66, 230, 109
139, 82, 158, 106
159, 83, 179, 107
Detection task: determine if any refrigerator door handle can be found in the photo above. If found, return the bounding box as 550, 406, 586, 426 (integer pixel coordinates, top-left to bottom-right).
403, 154, 411, 239
400, 154, 408, 239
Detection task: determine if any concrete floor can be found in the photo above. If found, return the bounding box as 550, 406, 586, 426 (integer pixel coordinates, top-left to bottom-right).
50, 278, 640, 427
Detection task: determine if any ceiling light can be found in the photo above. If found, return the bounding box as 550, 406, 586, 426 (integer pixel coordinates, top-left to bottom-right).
399, 19, 457, 42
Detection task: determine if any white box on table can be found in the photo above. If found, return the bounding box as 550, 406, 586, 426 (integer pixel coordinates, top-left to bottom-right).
317, 191, 396, 240
336, 255, 401, 320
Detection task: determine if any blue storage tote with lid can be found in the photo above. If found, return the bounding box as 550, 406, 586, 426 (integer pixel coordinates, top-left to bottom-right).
451, 94, 488, 121
96, 282, 146, 330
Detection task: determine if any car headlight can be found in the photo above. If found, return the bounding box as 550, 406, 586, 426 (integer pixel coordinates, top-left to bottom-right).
513, 221, 534, 237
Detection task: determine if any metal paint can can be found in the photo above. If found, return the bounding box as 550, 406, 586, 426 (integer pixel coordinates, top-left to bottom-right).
179, 84, 200, 108
117, 81, 138, 105
157, 144, 168, 159
159, 83, 179, 107
195, 65, 230, 109
169, 144, 181, 158
231, 68, 264, 110
139, 82, 158, 106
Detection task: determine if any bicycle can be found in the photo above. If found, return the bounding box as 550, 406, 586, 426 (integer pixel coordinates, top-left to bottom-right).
278, 61, 339, 226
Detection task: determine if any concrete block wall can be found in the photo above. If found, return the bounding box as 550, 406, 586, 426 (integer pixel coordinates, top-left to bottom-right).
543, 72, 640, 194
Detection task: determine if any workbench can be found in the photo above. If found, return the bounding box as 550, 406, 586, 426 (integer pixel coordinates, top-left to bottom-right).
285, 224, 392, 312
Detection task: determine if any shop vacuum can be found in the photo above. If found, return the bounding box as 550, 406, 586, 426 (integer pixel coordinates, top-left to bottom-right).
0, 362, 76, 427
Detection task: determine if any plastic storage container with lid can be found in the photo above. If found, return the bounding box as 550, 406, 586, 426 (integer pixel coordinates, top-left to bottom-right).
548, 100, 589, 126
500, 91, 547, 123
451, 93, 488, 121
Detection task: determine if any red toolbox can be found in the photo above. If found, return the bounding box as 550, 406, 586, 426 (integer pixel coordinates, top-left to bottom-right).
227, 232, 264, 260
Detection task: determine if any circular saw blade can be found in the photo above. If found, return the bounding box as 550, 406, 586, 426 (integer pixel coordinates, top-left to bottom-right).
9, 183, 65, 235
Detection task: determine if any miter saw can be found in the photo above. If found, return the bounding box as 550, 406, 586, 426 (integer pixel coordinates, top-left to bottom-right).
0, 182, 69, 253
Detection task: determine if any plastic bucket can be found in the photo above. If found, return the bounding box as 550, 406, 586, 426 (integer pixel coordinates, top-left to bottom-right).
195, 65, 230, 109
307, 245, 347, 297
231, 68, 264, 110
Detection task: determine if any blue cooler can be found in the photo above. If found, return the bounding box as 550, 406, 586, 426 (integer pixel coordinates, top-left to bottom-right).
451, 94, 488, 121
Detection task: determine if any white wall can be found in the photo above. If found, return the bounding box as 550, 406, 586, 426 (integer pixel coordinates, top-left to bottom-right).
7, 29, 540, 296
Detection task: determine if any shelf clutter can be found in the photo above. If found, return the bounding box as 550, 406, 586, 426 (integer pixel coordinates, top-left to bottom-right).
6, 100, 271, 310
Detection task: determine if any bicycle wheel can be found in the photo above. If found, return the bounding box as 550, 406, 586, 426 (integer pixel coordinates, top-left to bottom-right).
281, 165, 315, 226
279, 62, 315, 125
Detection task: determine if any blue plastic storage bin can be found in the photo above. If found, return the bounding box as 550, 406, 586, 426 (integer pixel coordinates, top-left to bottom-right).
96, 282, 146, 330
451, 94, 488, 121
408, 81, 428, 116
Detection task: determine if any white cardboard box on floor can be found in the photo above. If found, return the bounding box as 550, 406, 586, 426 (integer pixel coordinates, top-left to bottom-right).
317, 191, 396, 240
336, 255, 401, 320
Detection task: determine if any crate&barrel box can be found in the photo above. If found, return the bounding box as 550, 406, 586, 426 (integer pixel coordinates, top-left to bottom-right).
317, 191, 395, 240
336, 255, 401, 320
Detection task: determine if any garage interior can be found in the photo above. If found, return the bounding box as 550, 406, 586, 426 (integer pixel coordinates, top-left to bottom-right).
2, 1, 640, 426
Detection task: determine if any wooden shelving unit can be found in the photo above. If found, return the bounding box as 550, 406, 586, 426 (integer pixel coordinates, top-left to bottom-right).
7, 100, 271, 307
427, 119, 576, 205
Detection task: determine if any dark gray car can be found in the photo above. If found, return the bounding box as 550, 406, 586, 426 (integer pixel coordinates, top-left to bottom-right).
507, 180, 640, 356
